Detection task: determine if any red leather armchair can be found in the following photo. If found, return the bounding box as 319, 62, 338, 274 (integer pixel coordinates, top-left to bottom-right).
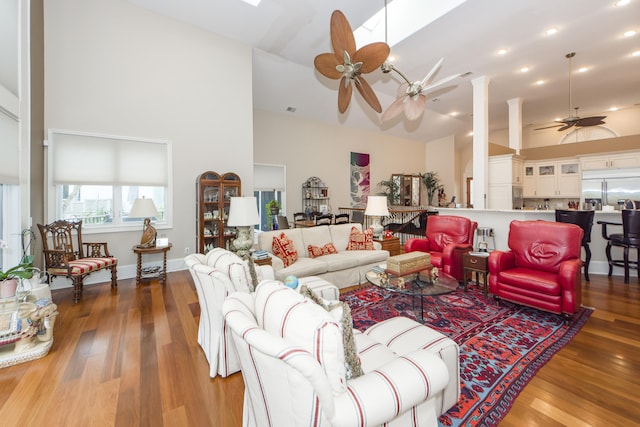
405, 215, 477, 281
488, 220, 583, 318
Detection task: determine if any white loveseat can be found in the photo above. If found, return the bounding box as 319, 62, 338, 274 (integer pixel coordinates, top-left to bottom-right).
257, 223, 389, 289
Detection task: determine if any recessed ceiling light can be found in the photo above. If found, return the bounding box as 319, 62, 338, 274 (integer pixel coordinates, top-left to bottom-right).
536, 80, 545, 85
497, 48, 508, 55
624, 30, 637, 37
609, 107, 619, 111
239, 0, 261, 6
578, 67, 589, 73
520, 67, 529, 73
633, 50, 640, 57
616, 0, 630, 6
545, 27, 558, 36
387, 54, 396, 62
467, 131, 474, 137
449, 111, 459, 116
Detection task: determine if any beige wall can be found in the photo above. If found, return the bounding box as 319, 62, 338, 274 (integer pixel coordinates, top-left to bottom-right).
253, 110, 428, 213
43, 0, 254, 282
425, 135, 456, 204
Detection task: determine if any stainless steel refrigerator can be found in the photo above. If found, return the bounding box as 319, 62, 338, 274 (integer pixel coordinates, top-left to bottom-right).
581, 168, 640, 209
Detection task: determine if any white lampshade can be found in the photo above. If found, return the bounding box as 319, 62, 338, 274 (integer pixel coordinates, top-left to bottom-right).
129, 197, 159, 218
364, 196, 390, 217
227, 197, 260, 226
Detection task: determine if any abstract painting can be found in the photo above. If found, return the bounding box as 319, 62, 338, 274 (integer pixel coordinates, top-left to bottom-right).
350, 152, 370, 207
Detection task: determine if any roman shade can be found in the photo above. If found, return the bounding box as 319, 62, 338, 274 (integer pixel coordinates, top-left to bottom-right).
0, 109, 19, 185
49, 130, 169, 186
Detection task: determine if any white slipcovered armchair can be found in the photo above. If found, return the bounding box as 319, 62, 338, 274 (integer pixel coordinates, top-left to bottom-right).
222, 280, 460, 427
185, 248, 341, 378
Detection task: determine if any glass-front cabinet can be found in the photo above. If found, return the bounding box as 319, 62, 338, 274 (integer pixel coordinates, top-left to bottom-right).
391, 174, 421, 206
196, 171, 241, 253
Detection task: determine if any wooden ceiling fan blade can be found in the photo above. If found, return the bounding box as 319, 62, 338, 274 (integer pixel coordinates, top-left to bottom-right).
404, 95, 427, 121
557, 122, 576, 131
314, 53, 342, 79
354, 43, 390, 73
576, 116, 607, 127
338, 77, 353, 113
330, 10, 356, 59
354, 77, 382, 113
534, 124, 563, 130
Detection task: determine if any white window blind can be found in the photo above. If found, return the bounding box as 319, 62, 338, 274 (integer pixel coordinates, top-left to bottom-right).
254, 164, 285, 191
0, 109, 19, 185
50, 130, 169, 186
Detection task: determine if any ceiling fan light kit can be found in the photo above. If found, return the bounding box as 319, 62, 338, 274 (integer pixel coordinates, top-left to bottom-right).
314, 8, 461, 122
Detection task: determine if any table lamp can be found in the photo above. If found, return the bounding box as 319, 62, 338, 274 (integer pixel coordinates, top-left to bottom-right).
365, 196, 390, 239
130, 197, 159, 248
227, 196, 260, 257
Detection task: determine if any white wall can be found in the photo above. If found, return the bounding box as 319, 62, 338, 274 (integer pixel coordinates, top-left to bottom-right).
44, 0, 254, 281
253, 110, 428, 214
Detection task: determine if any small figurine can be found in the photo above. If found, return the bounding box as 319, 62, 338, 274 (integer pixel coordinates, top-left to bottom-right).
431, 267, 439, 284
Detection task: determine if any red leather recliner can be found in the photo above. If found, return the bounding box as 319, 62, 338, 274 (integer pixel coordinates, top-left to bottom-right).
488, 220, 583, 318
405, 215, 477, 281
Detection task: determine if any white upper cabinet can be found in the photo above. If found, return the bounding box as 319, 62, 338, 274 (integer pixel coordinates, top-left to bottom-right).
580, 152, 640, 170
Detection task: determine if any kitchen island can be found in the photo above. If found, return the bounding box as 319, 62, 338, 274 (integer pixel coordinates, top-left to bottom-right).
436, 207, 626, 278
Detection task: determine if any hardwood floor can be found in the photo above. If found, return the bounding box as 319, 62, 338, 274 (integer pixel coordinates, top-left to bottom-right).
1, 272, 638, 426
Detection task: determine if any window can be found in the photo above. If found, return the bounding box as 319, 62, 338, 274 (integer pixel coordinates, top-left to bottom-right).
48, 130, 171, 232
254, 164, 285, 231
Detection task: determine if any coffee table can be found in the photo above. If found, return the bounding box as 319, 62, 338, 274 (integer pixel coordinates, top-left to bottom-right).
365, 267, 459, 323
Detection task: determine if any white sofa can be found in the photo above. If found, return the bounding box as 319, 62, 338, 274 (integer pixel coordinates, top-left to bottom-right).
257, 223, 389, 289
223, 280, 460, 427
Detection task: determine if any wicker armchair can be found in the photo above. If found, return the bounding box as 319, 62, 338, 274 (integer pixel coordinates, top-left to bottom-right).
37, 219, 118, 303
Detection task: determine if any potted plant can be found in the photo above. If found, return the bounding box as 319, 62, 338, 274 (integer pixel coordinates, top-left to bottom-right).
420, 171, 444, 207
0, 240, 35, 298
378, 179, 400, 206
265, 199, 282, 230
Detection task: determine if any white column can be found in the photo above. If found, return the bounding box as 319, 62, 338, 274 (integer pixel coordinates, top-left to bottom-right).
508, 97, 523, 154
471, 76, 490, 209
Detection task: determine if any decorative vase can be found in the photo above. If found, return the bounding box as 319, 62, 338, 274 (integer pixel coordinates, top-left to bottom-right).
0, 278, 18, 298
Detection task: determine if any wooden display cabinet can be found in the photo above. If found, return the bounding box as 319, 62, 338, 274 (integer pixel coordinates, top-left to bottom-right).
196, 171, 241, 253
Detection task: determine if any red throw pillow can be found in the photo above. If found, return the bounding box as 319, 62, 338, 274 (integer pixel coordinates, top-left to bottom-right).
308, 243, 338, 258
346, 227, 374, 250
272, 233, 298, 267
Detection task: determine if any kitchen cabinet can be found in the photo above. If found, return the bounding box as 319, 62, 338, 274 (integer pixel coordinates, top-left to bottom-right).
579, 151, 640, 170
488, 154, 523, 185
523, 159, 580, 198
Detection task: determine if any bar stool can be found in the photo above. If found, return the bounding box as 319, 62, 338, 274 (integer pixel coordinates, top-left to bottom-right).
555, 209, 595, 281
598, 209, 640, 284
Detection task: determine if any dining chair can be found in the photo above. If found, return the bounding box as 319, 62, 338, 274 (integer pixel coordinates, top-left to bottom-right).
555, 209, 595, 281
598, 209, 640, 284
275, 215, 290, 229
333, 213, 350, 224
315, 214, 333, 226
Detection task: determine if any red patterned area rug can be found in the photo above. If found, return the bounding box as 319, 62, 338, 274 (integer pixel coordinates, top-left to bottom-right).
340, 284, 593, 427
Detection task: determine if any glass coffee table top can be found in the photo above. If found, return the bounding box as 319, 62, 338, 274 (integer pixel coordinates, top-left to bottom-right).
365, 267, 459, 296
365, 266, 459, 323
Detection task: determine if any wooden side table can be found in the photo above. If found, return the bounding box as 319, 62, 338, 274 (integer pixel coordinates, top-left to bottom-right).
463, 251, 489, 296
374, 237, 401, 256
253, 257, 272, 266
132, 243, 172, 285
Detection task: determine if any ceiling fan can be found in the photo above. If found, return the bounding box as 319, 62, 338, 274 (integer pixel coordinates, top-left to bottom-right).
535, 52, 606, 131
314, 10, 390, 113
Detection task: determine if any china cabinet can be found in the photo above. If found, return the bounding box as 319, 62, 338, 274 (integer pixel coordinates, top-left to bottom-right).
391, 174, 421, 206
302, 176, 329, 216
196, 171, 241, 253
